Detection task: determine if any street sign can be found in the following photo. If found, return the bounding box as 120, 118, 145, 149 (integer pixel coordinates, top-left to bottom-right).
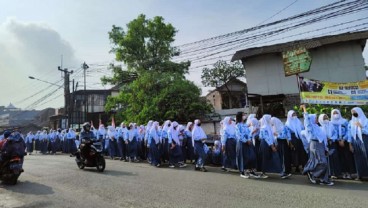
282, 47, 312, 76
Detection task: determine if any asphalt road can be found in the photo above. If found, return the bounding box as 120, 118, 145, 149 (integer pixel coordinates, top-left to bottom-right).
0, 154, 367, 208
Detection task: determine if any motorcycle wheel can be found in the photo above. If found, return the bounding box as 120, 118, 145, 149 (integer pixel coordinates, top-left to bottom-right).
96, 156, 105, 172
77, 162, 85, 169
4, 175, 19, 185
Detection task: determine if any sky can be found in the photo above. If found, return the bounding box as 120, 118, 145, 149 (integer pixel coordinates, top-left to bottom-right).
0, 0, 367, 110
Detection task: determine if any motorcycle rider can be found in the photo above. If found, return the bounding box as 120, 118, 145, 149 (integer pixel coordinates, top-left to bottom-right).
76, 122, 96, 161
0, 130, 26, 166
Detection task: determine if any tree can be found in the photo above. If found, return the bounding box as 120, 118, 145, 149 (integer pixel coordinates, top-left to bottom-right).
201, 60, 245, 108
104, 14, 212, 124
101, 64, 138, 86
106, 71, 212, 124
107, 14, 189, 76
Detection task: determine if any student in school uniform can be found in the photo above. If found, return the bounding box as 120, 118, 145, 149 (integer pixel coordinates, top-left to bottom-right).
319, 114, 342, 179
271, 117, 292, 179
107, 125, 117, 159
192, 119, 208, 172
221, 116, 237, 172
285, 110, 307, 173
247, 116, 262, 171
145, 121, 154, 163
300, 105, 333, 186
331, 109, 355, 179
178, 125, 187, 164
25, 131, 34, 155
148, 121, 161, 167
160, 120, 171, 163
185, 122, 195, 164
168, 122, 186, 168
348, 107, 368, 180
211, 140, 222, 166
235, 112, 259, 179
126, 123, 139, 162
259, 115, 284, 179
117, 122, 128, 161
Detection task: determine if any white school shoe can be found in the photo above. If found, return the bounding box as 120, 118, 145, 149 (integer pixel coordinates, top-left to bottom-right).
179, 163, 187, 168
240, 173, 250, 179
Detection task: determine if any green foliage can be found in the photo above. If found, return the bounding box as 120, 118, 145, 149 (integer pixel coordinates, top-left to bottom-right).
201, 60, 245, 87
108, 14, 189, 76
105, 72, 212, 124
104, 14, 212, 124
101, 64, 138, 86
292, 104, 368, 118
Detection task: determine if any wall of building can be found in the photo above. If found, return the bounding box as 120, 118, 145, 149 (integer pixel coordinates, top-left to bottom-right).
206, 91, 222, 110
245, 41, 366, 95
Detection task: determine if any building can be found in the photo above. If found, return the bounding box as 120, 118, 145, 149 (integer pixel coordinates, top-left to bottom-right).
69, 88, 119, 129
206, 78, 247, 110
0, 104, 55, 132
232, 30, 368, 116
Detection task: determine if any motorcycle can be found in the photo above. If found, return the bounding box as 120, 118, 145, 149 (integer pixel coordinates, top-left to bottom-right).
0, 155, 24, 185
75, 138, 105, 172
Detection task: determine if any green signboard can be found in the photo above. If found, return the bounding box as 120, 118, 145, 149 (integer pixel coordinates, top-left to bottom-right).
282, 47, 312, 76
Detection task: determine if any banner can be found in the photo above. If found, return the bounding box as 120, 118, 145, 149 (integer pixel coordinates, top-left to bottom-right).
298, 77, 368, 105
282, 47, 312, 76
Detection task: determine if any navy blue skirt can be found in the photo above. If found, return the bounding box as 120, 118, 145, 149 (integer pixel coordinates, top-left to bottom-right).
223, 138, 237, 169
236, 140, 256, 172
303, 140, 329, 182
260, 139, 282, 174
150, 140, 161, 166
352, 135, 368, 178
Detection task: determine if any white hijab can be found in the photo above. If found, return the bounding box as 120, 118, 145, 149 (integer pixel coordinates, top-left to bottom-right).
98, 124, 106, 135
318, 114, 333, 139
223, 116, 236, 136
260, 115, 273, 140
351, 107, 367, 142
162, 120, 171, 132
149, 121, 160, 144
185, 122, 193, 132
246, 114, 256, 126
107, 126, 116, 138
270, 117, 283, 139
192, 119, 207, 146
285, 110, 302, 139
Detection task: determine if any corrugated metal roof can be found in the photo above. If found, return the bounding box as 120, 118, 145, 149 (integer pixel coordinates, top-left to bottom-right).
231, 30, 368, 61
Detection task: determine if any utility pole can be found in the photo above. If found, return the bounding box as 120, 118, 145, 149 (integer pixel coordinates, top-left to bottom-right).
58, 66, 73, 128
82, 62, 89, 123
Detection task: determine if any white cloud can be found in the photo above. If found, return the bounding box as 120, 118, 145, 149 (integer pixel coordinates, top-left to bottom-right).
0, 18, 80, 109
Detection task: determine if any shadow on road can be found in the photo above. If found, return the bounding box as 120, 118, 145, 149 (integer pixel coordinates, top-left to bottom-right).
81, 168, 137, 177
243, 173, 368, 191
1, 180, 54, 195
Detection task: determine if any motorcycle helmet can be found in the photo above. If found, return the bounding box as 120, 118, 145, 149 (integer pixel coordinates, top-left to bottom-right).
3, 130, 12, 139
82, 122, 91, 132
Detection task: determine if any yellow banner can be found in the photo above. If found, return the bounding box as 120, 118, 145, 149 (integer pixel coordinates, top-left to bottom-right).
298, 77, 368, 105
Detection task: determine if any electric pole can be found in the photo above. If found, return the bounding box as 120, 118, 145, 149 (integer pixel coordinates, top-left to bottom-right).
82, 62, 89, 123
58, 66, 73, 128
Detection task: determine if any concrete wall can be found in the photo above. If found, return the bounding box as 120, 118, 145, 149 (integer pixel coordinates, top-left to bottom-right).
245, 41, 366, 95
206, 91, 222, 110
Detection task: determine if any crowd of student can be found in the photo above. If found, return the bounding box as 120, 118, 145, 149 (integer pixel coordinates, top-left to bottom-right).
6, 106, 368, 186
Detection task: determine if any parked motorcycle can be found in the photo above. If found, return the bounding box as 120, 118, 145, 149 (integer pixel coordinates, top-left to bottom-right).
75, 138, 105, 172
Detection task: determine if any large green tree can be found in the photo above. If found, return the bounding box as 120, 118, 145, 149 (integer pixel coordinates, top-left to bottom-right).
106, 72, 212, 124
108, 14, 189, 75
104, 14, 211, 124
201, 60, 245, 108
